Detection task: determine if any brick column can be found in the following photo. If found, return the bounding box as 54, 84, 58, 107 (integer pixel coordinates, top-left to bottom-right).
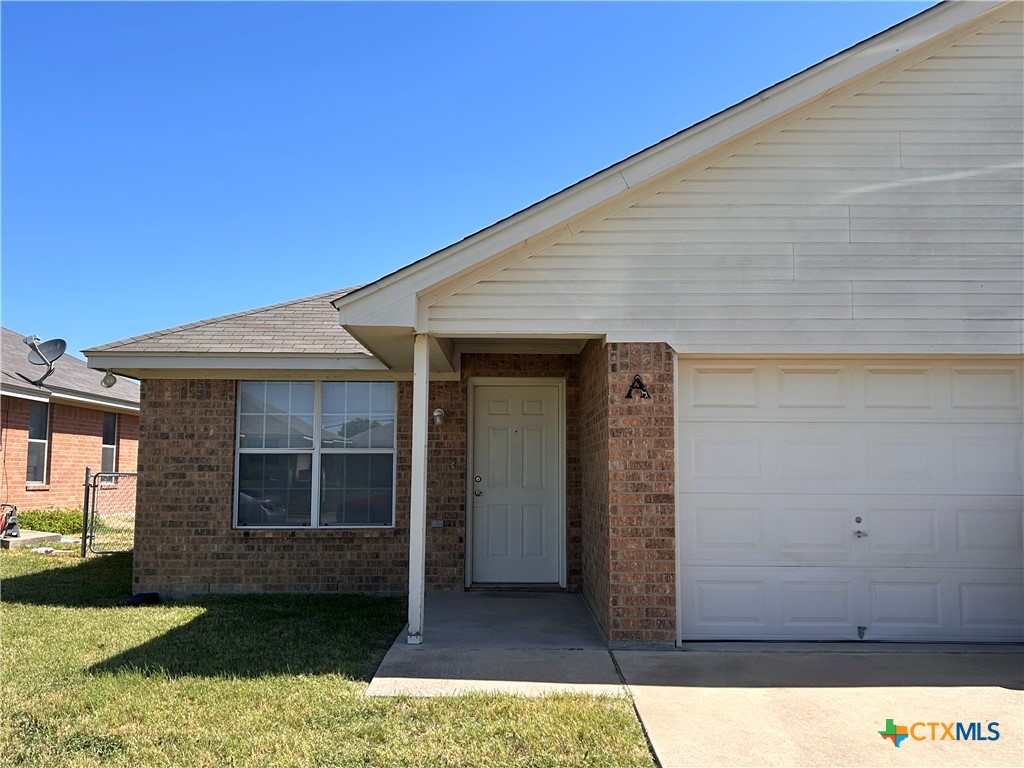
606, 343, 676, 644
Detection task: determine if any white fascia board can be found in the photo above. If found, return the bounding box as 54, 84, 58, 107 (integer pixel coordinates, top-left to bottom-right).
333, 0, 1012, 328
47, 390, 140, 413
0, 385, 51, 403
85, 353, 388, 372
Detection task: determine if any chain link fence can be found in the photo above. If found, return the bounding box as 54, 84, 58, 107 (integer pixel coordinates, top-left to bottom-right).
82, 470, 137, 555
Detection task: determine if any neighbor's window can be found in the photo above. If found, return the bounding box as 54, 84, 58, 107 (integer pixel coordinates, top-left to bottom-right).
101, 412, 118, 473
235, 381, 396, 528
27, 401, 49, 483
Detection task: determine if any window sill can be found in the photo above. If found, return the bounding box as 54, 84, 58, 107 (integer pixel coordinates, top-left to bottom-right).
25, 484, 50, 491
236, 526, 396, 536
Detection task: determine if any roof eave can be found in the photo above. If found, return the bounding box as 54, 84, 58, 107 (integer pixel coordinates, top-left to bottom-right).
85, 351, 389, 376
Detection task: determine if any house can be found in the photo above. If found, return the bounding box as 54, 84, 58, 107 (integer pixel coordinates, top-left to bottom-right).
85, 0, 1023, 646
1, 327, 140, 511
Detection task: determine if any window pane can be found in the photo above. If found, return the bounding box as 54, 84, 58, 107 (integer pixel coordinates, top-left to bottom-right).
102, 412, 117, 446
237, 454, 312, 526
101, 445, 116, 473
371, 382, 395, 412
369, 418, 395, 449
239, 381, 266, 414
28, 402, 48, 440
263, 412, 291, 449
321, 382, 394, 449
238, 381, 314, 449
288, 414, 314, 449
320, 454, 393, 526
265, 381, 291, 412
238, 415, 265, 449
345, 382, 372, 412
27, 441, 46, 483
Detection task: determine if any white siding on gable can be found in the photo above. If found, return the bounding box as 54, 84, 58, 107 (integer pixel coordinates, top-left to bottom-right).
429, 16, 1024, 354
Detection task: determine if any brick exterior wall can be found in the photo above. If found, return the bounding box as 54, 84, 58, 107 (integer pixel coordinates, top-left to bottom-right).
134, 355, 583, 597
0, 395, 139, 510
606, 343, 677, 644
134, 380, 410, 596
133, 346, 674, 644
579, 339, 610, 632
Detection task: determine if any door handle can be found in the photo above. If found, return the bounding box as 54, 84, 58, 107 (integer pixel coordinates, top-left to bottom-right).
474, 490, 483, 497
853, 530, 868, 538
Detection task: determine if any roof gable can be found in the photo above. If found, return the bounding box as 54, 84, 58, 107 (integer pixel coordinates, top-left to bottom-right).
334, 0, 1016, 346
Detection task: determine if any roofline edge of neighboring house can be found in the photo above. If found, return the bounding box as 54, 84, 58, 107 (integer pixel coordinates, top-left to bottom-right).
0, 385, 140, 412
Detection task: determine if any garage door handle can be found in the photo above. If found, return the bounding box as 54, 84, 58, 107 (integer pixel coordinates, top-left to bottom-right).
854, 530, 868, 538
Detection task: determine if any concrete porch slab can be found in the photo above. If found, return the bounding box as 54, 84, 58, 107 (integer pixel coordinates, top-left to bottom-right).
402, 591, 609, 650
366, 591, 624, 697
1, 530, 62, 549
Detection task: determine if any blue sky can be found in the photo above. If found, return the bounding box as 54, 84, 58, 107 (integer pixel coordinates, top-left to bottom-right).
2, 0, 937, 360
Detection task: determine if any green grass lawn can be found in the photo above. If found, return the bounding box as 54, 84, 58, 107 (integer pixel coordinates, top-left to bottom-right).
0, 552, 654, 767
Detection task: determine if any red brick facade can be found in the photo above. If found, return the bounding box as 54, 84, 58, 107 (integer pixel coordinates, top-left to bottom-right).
0, 395, 139, 510
606, 343, 677, 644
133, 343, 675, 643
579, 339, 611, 632
134, 380, 410, 595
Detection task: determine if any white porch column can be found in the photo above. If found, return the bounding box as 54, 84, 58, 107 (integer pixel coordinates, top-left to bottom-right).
407, 333, 430, 644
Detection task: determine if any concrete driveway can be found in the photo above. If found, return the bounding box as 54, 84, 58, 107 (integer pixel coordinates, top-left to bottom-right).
615, 649, 1024, 768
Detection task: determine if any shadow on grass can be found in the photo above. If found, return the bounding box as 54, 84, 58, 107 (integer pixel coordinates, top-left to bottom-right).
1, 552, 133, 607
2, 551, 406, 681
89, 592, 407, 681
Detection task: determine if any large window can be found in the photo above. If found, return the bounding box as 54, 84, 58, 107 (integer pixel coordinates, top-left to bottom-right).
101, 412, 117, 473
235, 381, 396, 528
27, 401, 49, 484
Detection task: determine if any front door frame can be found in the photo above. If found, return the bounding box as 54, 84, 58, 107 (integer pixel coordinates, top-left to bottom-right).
465, 376, 567, 588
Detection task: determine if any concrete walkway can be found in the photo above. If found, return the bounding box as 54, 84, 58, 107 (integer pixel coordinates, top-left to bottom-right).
366, 592, 624, 697
366, 596, 1023, 766
616, 649, 1024, 768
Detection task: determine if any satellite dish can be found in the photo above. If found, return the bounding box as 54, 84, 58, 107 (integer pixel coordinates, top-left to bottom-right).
21, 335, 67, 387
27, 338, 67, 366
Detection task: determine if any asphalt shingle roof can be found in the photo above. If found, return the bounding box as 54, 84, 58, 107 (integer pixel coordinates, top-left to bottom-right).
85, 288, 369, 356
2, 327, 140, 405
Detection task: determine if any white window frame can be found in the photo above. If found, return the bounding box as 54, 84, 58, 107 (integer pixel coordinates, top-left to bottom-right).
26, 400, 49, 484
233, 380, 397, 529
101, 412, 118, 474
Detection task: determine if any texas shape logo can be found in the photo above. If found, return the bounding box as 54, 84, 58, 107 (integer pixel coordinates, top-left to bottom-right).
879, 719, 909, 748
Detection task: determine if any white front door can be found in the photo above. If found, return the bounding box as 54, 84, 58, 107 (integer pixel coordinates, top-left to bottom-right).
472, 384, 562, 584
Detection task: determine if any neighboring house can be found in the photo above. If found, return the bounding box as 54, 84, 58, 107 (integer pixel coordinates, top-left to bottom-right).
86, 1, 1022, 645
1, 327, 140, 511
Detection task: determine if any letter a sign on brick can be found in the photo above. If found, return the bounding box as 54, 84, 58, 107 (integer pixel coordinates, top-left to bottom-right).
625, 374, 651, 399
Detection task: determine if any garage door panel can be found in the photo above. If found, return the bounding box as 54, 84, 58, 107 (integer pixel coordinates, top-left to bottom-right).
681, 360, 1022, 422
683, 494, 1022, 567
781, 580, 857, 629
681, 567, 1024, 641
678, 357, 1024, 643
959, 582, 1024, 630
682, 422, 1022, 495
683, 568, 862, 640
956, 506, 1024, 558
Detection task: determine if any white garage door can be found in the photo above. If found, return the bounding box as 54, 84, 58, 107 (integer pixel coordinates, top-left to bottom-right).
678, 359, 1024, 642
